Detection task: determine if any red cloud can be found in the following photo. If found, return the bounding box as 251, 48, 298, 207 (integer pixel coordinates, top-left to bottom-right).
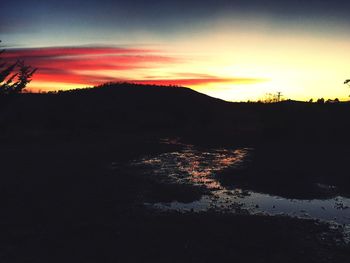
2, 46, 177, 86
33, 71, 117, 85
27, 56, 158, 71
3, 45, 265, 91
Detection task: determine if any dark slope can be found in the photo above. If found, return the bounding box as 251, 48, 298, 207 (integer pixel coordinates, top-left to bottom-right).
1, 82, 350, 146
0, 83, 259, 145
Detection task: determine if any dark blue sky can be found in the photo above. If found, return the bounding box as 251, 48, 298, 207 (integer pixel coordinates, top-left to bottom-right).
2, 0, 350, 34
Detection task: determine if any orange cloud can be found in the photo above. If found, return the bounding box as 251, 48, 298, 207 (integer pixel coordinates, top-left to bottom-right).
132, 77, 264, 86
3, 45, 265, 92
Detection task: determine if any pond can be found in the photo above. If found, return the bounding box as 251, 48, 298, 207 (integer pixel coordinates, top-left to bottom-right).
131, 141, 350, 240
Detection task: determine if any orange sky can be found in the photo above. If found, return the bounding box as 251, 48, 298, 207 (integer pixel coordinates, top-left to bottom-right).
4, 16, 350, 101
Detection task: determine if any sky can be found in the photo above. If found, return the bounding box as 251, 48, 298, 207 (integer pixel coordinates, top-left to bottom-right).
1, 0, 350, 101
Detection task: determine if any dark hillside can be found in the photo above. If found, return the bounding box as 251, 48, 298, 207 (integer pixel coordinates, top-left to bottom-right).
0, 83, 350, 146
0, 83, 260, 145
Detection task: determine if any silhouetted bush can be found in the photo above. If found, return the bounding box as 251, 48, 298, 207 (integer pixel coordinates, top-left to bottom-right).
316, 98, 324, 104
325, 98, 340, 104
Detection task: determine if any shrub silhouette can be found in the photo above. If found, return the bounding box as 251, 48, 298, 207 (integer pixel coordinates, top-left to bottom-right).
0, 41, 36, 95
316, 98, 324, 104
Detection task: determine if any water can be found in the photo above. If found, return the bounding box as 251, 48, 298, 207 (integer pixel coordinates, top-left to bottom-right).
134, 145, 248, 190
131, 141, 350, 240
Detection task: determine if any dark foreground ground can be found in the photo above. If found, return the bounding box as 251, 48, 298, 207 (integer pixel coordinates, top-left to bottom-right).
0, 84, 350, 262
0, 135, 349, 263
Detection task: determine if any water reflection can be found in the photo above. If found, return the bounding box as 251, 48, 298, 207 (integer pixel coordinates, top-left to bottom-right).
134, 145, 250, 190
132, 142, 350, 240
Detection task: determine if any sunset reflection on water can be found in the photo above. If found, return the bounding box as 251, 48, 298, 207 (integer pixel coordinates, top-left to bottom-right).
134, 145, 250, 190
132, 143, 350, 236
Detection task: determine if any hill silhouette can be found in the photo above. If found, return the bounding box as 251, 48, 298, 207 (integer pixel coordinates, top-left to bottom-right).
0, 82, 260, 145
0, 82, 349, 145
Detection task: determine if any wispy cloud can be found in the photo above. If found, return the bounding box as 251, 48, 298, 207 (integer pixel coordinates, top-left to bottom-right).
2, 45, 265, 91
2, 46, 177, 86
2, 46, 156, 59
132, 77, 265, 86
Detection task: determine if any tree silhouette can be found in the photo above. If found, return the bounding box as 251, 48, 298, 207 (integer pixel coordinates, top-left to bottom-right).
0, 41, 36, 95
316, 98, 324, 104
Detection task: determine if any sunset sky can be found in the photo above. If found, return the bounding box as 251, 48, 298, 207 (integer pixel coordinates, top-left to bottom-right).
2, 0, 350, 101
